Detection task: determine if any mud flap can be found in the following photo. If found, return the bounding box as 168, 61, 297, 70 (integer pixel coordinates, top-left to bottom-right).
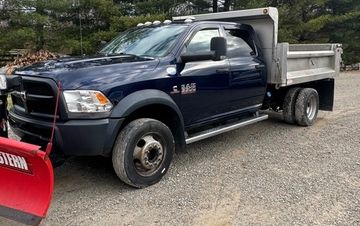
0, 137, 54, 225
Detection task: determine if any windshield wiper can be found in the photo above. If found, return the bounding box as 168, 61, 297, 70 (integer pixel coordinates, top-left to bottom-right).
98, 52, 155, 60
121, 52, 155, 60
118, 52, 138, 57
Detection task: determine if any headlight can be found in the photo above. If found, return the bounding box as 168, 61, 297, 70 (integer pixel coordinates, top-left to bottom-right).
63, 90, 113, 113
0, 74, 7, 90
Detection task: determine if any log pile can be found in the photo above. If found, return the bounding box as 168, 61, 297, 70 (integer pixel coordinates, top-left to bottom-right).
4, 50, 59, 75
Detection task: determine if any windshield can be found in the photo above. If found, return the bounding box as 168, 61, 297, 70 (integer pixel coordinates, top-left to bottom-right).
99, 25, 188, 57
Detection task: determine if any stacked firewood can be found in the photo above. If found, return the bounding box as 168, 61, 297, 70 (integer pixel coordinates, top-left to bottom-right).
4, 50, 59, 75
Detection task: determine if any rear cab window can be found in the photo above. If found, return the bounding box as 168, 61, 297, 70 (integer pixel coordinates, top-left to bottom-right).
224, 28, 256, 58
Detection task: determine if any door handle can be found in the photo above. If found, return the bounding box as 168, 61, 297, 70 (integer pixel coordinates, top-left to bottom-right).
255, 64, 265, 69
216, 69, 230, 74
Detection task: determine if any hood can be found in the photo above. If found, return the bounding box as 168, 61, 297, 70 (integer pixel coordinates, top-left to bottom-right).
14, 55, 159, 90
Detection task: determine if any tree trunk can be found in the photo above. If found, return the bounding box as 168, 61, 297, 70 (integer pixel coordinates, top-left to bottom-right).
35, 24, 45, 51
35, 2, 45, 51
224, 0, 231, 11
213, 0, 218, 12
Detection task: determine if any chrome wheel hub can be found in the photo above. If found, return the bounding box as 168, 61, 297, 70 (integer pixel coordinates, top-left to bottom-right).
306, 95, 317, 120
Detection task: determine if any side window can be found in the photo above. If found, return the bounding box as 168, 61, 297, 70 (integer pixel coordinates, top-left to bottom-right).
185, 29, 220, 54
225, 29, 255, 58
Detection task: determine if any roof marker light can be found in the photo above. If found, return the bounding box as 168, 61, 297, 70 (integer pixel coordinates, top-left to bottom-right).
153, 20, 161, 25
144, 21, 152, 26
163, 20, 172, 24
184, 17, 195, 23
137, 23, 144, 27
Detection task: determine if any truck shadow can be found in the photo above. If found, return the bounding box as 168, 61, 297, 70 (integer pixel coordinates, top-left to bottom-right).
53, 156, 131, 192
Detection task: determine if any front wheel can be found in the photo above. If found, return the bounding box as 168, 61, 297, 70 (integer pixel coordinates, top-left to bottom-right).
112, 118, 174, 188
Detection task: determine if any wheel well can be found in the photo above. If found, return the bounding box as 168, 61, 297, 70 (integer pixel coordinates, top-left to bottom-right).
265, 79, 335, 111
121, 104, 186, 153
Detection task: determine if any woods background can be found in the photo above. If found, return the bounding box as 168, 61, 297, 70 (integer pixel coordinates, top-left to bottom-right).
0, 0, 359, 64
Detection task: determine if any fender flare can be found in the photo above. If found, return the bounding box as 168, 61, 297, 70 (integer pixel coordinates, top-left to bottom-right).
110, 89, 186, 152
111, 89, 182, 119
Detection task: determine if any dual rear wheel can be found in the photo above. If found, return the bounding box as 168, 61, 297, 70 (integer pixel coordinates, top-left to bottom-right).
283, 88, 319, 126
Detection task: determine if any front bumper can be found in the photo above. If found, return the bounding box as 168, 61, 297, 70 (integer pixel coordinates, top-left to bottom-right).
9, 111, 124, 156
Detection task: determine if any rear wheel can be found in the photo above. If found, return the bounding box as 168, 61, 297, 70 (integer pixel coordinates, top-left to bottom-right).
283, 87, 302, 124
112, 118, 174, 188
295, 88, 319, 126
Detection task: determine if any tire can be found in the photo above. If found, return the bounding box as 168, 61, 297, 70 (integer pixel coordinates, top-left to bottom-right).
112, 118, 175, 188
294, 88, 319, 126
283, 87, 302, 124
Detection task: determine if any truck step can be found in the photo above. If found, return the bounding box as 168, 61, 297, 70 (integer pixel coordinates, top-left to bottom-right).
185, 114, 268, 144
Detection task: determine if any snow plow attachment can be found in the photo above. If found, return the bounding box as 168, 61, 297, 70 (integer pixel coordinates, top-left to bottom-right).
0, 138, 54, 225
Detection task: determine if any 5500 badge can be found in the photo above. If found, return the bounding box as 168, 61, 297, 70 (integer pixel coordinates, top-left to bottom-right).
171, 83, 197, 95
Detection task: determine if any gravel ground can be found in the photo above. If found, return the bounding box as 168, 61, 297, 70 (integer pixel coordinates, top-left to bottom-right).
3, 72, 360, 226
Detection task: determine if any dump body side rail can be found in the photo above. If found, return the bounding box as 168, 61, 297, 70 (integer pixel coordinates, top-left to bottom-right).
276, 43, 343, 87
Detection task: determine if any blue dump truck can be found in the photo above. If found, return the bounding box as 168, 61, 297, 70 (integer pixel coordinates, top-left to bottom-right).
5, 7, 342, 187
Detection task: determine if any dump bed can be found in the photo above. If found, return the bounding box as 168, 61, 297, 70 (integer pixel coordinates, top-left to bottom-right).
173, 7, 342, 87
275, 43, 342, 86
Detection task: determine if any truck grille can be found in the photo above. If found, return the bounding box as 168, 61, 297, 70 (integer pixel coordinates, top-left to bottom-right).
11, 77, 59, 120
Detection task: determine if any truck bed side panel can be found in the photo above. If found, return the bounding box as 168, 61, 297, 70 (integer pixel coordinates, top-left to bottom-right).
277, 43, 342, 87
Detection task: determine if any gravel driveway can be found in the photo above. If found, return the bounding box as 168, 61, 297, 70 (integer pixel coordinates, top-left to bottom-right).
4, 72, 360, 226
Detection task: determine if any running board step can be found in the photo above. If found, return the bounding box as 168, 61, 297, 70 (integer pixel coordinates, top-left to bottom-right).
185, 114, 268, 144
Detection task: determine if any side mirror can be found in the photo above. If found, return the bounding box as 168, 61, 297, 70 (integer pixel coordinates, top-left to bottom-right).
211, 37, 227, 61
180, 37, 227, 63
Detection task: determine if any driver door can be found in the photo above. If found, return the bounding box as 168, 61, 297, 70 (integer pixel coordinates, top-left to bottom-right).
176, 25, 231, 127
